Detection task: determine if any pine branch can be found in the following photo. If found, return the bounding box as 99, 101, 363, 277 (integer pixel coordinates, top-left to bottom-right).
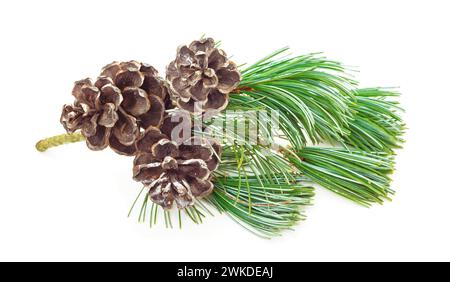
128, 143, 312, 238
229, 50, 403, 208
288, 147, 395, 206
37, 41, 406, 236
232, 48, 356, 150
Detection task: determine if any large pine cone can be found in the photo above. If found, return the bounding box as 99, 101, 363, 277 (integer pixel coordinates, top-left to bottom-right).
166, 37, 241, 114
60, 61, 168, 156
133, 126, 222, 209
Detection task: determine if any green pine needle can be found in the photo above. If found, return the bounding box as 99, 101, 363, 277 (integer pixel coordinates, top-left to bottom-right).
129, 189, 211, 229
344, 88, 405, 153
207, 145, 314, 238
288, 147, 395, 206
207, 175, 314, 238
231, 48, 357, 149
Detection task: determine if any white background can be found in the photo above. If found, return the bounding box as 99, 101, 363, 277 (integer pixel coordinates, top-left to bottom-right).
0, 0, 449, 262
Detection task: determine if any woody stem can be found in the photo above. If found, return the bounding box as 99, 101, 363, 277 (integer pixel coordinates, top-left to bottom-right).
35, 132, 85, 152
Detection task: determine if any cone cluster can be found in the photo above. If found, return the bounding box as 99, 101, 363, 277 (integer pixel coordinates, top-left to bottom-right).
60, 38, 239, 209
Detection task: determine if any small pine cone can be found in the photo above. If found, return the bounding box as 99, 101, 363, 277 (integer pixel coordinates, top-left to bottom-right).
60, 61, 169, 156
133, 127, 222, 209
166, 37, 241, 114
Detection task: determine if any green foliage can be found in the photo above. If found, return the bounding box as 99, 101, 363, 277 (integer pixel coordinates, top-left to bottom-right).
288, 147, 395, 206
128, 186, 213, 229
231, 48, 356, 150
207, 175, 314, 238
227, 49, 405, 208
209, 145, 314, 238
343, 88, 405, 153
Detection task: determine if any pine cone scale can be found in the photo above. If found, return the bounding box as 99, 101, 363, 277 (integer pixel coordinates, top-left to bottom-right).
186, 176, 213, 198
138, 95, 165, 128
121, 87, 151, 117
204, 90, 228, 112
111, 109, 138, 146
81, 113, 100, 137
207, 49, 227, 70
114, 69, 145, 90
133, 162, 164, 183
96, 84, 122, 109
189, 81, 209, 101
109, 133, 137, 156
135, 127, 167, 153
152, 139, 179, 159
60, 104, 84, 133
216, 65, 241, 93
85, 125, 111, 151
177, 159, 210, 180
97, 103, 119, 127
189, 38, 215, 53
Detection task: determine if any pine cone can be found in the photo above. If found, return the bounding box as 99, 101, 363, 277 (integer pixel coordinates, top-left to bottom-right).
166, 37, 241, 114
60, 61, 168, 156
133, 127, 222, 209
101, 61, 169, 128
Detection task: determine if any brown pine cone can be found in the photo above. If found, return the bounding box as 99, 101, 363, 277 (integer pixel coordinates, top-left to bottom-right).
166, 37, 241, 114
133, 127, 222, 209
60, 61, 168, 156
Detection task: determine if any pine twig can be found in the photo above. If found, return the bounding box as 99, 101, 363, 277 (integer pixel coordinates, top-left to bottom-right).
36, 132, 85, 152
